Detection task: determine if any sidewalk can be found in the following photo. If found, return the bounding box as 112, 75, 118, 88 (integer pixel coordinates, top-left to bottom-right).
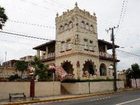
0, 88, 137, 105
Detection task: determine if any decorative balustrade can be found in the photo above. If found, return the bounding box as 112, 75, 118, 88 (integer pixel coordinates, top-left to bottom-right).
41, 53, 55, 61
99, 52, 113, 59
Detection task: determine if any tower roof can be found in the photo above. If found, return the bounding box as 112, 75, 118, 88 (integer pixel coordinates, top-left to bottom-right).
56, 2, 96, 21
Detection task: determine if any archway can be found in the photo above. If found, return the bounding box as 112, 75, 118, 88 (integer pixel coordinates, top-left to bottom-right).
83, 60, 95, 76
100, 63, 107, 76
61, 61, 74, 74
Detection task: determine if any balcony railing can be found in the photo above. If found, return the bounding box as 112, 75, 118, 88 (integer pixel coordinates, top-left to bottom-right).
41, 53, 55, 61
99, 52, 113, 59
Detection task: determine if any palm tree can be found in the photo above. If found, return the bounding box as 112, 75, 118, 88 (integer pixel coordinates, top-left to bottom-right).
0, 6, 8, 29
15, 61, 28, 79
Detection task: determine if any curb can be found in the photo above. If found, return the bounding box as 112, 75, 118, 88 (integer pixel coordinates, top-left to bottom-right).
2, 88, 140, 105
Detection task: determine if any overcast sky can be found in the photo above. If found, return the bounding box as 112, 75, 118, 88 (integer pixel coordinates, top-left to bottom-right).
0, 0, 140, 70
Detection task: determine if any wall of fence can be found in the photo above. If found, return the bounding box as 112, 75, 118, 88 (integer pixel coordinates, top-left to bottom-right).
62, 81, 124, 94
131, 79, 140, 88
0, 81, 60, 100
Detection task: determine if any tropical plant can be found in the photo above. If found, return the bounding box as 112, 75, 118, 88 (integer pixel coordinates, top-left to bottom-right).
0, 6, 8, 29
126, 63, 140, 88
8, 74, 20, 81
31, 56, 50, 81
15, 61, 28, 79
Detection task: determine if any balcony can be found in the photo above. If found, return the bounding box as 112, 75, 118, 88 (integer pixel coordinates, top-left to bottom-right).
41, 53, 55, 62
99, 52, 113, 60
99, 52, 119, 62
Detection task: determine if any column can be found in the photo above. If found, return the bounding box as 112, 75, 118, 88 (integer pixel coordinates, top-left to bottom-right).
37, 50, 40, 59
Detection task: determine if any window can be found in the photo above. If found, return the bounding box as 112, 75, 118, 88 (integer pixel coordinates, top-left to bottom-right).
61, 41, 65, 52
86, 23, 89, 30
84, 39, 88, 50
59, 25, 64, 32
69, 21, 73, 29
66, 39, 72, 51
89, 40, 94, 51
90, 25, 94, 31
64, 23, 68, 30
81, 21, 85, 28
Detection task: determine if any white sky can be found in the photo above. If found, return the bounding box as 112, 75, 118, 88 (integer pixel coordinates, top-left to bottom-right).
0, 0, 140, 70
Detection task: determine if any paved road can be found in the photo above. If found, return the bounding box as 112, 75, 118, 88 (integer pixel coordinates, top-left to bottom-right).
30, 90, 140, 105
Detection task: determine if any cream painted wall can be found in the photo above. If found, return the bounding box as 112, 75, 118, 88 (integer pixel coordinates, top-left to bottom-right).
0, 82, 60, 100
62, 81, 124, 94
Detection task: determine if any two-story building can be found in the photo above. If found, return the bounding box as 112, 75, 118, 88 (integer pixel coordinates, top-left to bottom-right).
33, 3, 119, 80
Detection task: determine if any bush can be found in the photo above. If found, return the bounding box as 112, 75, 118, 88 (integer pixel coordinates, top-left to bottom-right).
62, 78, 121, 83
8, 74, 20, 81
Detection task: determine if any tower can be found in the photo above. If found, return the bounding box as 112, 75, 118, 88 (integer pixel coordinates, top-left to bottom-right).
55, 3, 100, 79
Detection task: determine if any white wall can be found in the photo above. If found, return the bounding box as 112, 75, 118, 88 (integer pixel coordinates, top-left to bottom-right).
0, 82, 61, 100
131, 79, 140, 88
62, 81, 124, 94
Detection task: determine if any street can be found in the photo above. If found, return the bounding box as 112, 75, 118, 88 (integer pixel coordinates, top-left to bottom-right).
29, 90, 140, 105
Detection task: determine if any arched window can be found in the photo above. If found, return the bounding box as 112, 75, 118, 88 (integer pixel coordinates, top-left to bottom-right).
81, 21, 85, 28
82, 60, 96, 77
61, 61, 74, 74
66, 39, 72, 50
64, 23, 68, 30
59, 25, 64, 32
90, 25, 94, 31
69, 21, 73, 29
61, 41, 65, 52
86, 23, 89, 30
100, 63, 107, 76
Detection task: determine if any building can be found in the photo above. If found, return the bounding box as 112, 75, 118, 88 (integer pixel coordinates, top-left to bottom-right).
2, 59, 19, 68
33, 3, 119, 80
20, 55, 34, 62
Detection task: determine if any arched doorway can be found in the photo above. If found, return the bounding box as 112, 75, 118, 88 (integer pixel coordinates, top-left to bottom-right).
61, 61, 74, 74
83, 61, 95, 76
100, 63, 107, 76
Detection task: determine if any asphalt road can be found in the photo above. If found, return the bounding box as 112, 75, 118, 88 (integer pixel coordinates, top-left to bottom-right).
31, 90, 140, 105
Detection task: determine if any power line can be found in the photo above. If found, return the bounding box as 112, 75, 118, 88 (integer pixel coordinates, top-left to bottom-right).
1, 30, 140, 58
20, 0, 59, 12
0, 30, 50, 41
117, 49, 140, 58
20, 0, 49, 10
117, 0, 128, 33
43, 0, 67, 10
0, 30, 96, 48
8, 19, 55, 29
0, 38, 41, 46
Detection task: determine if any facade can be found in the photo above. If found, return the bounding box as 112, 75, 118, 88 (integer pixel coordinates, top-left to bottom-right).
20, 55, 34, 62
2, 59, 19, 68
33, 3, 119, 80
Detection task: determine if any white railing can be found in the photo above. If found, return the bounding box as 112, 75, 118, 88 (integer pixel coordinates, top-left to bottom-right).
42, 53, 55, 60
99, 52, 113, 59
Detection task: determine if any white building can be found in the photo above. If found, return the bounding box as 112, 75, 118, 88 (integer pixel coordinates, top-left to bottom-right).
33, 3, 119, 80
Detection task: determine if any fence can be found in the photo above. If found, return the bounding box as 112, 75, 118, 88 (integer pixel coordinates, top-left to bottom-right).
0, 81, 60, 100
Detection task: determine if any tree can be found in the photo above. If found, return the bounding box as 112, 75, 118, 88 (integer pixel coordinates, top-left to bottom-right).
31, 56, 50, 81
15, 61, 28, 79
131, 63, 140, 78
126, 63, 140, 88
0, 6, 8, 29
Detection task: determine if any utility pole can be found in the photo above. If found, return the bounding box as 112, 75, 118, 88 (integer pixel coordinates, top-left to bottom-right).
107, 26, 118, 92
